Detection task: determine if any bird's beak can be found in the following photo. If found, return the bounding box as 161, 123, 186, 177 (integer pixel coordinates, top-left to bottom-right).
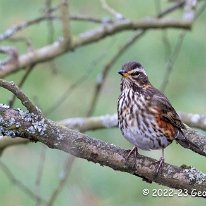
118, 70, 129, 78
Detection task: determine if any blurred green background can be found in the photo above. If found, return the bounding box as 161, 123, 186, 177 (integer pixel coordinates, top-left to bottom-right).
0, 0, 206, 205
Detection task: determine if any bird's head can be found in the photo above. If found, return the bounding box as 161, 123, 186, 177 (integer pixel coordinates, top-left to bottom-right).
118, 61, 149, 88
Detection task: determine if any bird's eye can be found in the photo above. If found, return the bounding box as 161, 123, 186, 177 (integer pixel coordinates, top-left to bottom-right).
132, 71, 141, 76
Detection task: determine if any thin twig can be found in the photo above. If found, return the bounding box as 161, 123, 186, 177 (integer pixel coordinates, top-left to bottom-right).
86, 30, 145, 116
0, 46, 18, 67
70, 14, 103, 23
0, 14, 104, 42
60, 0, 71, 46
0, 79, 41, 115
7, 37, 33, 50
100, 0, 124, 19
43, 2, 61, 14
47, 156, 75, 206
161, 31, 172, 60
9, 64, 35, 107
160, 0, 200, 92
45, 0, 55, 44
156, 0, 173, 84
183, 0, 197, 21
35, 146, 47, 206
61, 112, 206, 132
155, 0, 172, 59
0, 161, 46, 203
194, 0, 206, 20
160, 31, 186, 92
157, 0, 185, 18
44, 0, 58, 74
0, 0, 190, 42
45, 52, 108, 116
0, 16, 193, 77
0, 16, 55, 42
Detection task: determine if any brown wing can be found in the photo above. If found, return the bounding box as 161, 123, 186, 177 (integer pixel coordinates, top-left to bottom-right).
145, 86, 199, 150
151, 94, 186, 131
145, 86, 185, 136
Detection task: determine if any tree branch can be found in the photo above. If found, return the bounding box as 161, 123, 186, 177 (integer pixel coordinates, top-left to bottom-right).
8, 64, 35, 107
0, 136, 28, 154
87, 30, 145, 116
45, 53, 106, 115
183, 0, 197, 21
35, 146, 47, 206
0, 14, 102, 42
0, 106, 206, 196
100, 0, 124, 19
0, 79, 41, 115
157, 0, 185, 18
60, 0, 71, 46
47, 156, 75, 206
179, 112, 206, 131
0, 160, 46, 203
0, 17, 192, 78
0, 46, 18, 67
160, 31, 186, 92
1, 111, 206, 152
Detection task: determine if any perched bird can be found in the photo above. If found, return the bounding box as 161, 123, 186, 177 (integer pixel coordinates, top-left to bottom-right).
117, 61, 189, 174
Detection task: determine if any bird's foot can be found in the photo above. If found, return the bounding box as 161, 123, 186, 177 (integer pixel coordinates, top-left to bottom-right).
125, 146, 139, 169
126, 146, 139, 160
152, 156, 165, 177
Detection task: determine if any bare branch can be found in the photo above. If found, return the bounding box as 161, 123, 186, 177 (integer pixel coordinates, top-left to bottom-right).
0, 107, 206, 196
47, 156, 75, 206
0, 17, 192, 78
0, 0, 192, 43
59, 112, 206, 134
0, 136, 28, 154
160, 0, 202, 92
155, 0, 172, 59
60, 0, 71, 46
70, 15, 103, 23
0, 46, 18, 67
76, 18, 191, 45
44, 0, 59, 75
157, 0, 185, 18
45, 0, 55, 44
62, 114, 206, 157
87, 0, 189, 116
0, 161, 46, 203
1, 111, 206, 153
183, 0, 197, 21
0, 79, 41, 115
0, 14, 105, 42
9, 65, 35, 107
87, 30, 145, 116
194, 0, 206, 20
100, 0, 124, 19
0, 113, 118, 152
179, 112, 206, 131
35, 146, 47, 206
45, 52, 107, 115
160, 31, 186, 92
0, 16, 55, 42
61, 114, 117, 132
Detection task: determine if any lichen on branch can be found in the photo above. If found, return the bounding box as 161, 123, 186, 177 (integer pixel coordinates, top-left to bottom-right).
0, 105, 206, 196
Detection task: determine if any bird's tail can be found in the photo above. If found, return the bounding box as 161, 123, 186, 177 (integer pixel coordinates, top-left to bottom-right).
175, 130, 200, 153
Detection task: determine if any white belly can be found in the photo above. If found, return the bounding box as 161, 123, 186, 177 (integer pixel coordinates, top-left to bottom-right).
122, 127, 171, 150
